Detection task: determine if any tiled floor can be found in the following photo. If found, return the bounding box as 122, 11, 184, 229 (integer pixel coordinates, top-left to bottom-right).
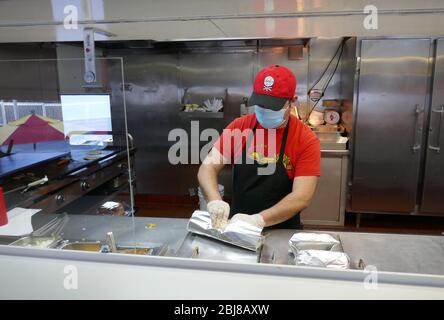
135, 194, 444, 236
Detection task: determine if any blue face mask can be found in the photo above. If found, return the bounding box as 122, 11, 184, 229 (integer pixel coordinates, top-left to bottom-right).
254, 105, 285, 129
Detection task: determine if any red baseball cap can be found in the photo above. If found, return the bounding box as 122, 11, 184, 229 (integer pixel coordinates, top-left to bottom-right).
248, 65, 297, 111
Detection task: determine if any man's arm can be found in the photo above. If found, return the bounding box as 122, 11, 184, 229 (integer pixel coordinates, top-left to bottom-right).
197, 148, 227, 201
260, 176, 318, 227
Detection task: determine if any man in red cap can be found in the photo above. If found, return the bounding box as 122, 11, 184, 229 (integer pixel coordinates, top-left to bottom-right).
198, 65, 320, 229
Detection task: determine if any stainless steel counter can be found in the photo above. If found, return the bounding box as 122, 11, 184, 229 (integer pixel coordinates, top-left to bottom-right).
176, 233, 259, 263
301, 149, 349, 226
27, 213, 444, 276
320, 149, 349, 156
260, 229, 444, 276
31, 213, 259, 263
31, 213, 189, 255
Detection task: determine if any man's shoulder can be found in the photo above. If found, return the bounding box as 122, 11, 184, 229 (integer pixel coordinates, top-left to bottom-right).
289, 115, 319, 145
289, 115, 313, 134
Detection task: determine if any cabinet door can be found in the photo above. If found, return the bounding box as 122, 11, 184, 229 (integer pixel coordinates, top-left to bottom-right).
301, 156, 345, 225
350, 39, 431, 213
421, 39, 444, 215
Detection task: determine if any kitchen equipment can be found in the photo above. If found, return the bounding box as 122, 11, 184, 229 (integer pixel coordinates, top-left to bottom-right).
350, 38, 444, 216
312, 125, 345, 143
106, 231, 117, 252
31, 213, 69, 237
4, 175, 49, 195
308, 110, 325, 126
114, 244, 168, 256
0, 152, 69, 179
324, 110, 340, 124
10, 214, 69, 249
175, 232, 258, 263
59, 241, 103, 252
9, 236, 61, 248
314, 124, 340, 132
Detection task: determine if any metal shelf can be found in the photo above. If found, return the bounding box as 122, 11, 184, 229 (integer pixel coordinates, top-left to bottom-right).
178, 111, 224, 119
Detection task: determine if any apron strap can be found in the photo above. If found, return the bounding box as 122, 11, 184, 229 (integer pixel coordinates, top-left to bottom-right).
242, 122, 258, 156
242, 118, 291, 162
278, 117, 291, 163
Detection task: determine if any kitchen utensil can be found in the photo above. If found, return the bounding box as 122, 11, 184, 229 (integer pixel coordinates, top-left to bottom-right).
32, 213, 69, 238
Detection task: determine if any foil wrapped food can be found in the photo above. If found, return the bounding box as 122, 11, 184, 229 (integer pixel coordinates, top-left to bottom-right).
187, 210, 263, 251
288, 232, 341, 252
294, 250, 350, 269
289, 232, 350, 269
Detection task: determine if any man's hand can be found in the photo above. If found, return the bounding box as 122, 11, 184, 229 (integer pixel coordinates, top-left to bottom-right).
230, 213, 265, 229
207, 200, 230, 229
198, 147, 229, 230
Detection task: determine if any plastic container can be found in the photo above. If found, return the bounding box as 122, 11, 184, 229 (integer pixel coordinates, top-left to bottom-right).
197, 184, 224, 211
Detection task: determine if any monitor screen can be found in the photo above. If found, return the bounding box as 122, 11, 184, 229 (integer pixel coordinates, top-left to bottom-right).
60, 94, 112, 146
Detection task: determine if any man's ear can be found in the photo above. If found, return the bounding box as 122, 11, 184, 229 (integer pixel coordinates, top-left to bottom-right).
285, 99, 294, 109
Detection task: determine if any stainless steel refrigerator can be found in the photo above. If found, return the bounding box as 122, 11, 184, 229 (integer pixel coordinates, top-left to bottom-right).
350, 38, 444, 216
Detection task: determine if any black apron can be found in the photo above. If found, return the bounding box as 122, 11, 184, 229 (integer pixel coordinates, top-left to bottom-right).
230, 117, 302, 229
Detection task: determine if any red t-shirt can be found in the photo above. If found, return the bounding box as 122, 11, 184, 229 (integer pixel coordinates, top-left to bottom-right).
213, 114, 321, 179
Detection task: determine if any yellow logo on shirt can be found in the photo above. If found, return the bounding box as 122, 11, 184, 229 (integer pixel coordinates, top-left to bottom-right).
282, 154, 294, 171
247, 152, 294, 171
248, 152, 278, 164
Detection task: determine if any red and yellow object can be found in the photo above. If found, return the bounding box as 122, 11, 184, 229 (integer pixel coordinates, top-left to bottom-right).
0, 187, 8, 226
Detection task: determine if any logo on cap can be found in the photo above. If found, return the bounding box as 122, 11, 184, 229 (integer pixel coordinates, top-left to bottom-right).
263, 76, 274, 91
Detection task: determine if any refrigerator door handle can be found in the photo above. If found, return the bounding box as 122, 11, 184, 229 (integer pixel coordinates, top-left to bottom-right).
428, 105, 444, 154
412, 104, 424, 154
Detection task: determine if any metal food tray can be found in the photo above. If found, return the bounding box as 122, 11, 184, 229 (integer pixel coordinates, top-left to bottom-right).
9, 236, 61, 249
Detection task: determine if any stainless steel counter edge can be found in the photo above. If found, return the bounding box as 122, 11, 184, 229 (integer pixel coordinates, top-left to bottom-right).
321, 149, 349, 156
0, 243, 443, 289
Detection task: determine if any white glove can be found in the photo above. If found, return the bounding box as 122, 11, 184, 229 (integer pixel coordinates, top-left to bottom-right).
230, 213, 265, 229
207, 200, 230, 229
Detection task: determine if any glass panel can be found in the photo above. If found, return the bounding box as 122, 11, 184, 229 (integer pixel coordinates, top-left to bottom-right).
0, 57, 140, 256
